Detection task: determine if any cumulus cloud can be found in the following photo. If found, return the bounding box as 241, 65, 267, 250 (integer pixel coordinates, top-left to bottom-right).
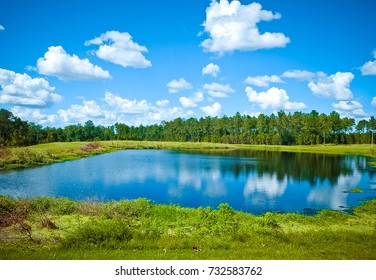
104, 91, 152, 114
203, 82, 235, 98
246, 86, 306, 110
179, 92, 204, 108
332, 100, 363, 111
58, 99, 111, 124
201, 0, 290, 54
11, 106, 58, 126
37, 46, 111, 80
360, 51, 376, 75
104, 91, 194, 125
308, 72, 354, 100
0, 68, 62, 107
200, 102, 222, 117
0, 25, 4, 31
156, 99, 170, 107
202, 63, 220, 77
85, 31, 151, 68
282, 70, 315, 81
332, 100, 368, 117
167, 78, 192, 93
245, 74, 284, 87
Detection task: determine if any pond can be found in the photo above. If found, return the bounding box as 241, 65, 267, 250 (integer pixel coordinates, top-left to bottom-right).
0, 149, 375, 214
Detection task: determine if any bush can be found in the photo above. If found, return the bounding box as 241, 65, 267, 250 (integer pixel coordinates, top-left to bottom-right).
0, 197, 29, 228
0, 195, 18, 227
30, 197, 76, 215
317, 209, 349, 222
62, 218, 132, 248
103, 198, 151, 218
0, 195, 17, 214
257, 212, 279, 228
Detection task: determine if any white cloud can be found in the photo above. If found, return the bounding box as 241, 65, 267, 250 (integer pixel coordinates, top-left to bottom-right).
58, 99, 112, 124
203, 82, 235, 98
167, 78, 192, 93
104, 91, 194, 125
282, 70, 315, 81
85, 31, 151, 68
308, 72, 354, 100
201, 0, 290, 54
200, 102, 222, 117
372, 97, 376, 108
37, 46, 111, 81
179, 97, 197, 108
245, 74, 284, 87
156, 99, 170, 107
0, 68, 62, 107
360, 51, 376, 75
141, 107, 194, 126
332, 100, 368, 118
202, 63, 220, 77
246, 86, 306, 110
332, 100, 363, 111
9, 90, 194, 126
0, 25, 4, 31
11, 106, 58, 126
243, 111, 261, 118
283, 101, 307, 111
179, 92, 204, 108
104, 91, 151, 114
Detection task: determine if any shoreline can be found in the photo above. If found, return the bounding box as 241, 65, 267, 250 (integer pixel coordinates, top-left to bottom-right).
1, 141, 376, 171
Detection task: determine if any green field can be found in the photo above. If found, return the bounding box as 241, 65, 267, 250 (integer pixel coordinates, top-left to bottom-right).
1, 141, 376, 171
0, 196, 375, 260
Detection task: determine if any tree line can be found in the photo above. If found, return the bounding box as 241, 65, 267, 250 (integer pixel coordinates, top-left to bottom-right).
1, 108, 375, 147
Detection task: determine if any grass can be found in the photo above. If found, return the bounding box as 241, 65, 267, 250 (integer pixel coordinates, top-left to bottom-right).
0, 196, 375, 260
1, 141, 376, 171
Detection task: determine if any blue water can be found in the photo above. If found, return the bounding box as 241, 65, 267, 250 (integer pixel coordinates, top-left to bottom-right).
0, 149, 375, 214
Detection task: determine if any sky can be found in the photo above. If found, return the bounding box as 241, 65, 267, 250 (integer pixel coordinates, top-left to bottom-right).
0, 0, 376, 127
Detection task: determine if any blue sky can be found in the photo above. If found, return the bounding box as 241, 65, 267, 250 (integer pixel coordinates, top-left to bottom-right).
1, 0, 376, 127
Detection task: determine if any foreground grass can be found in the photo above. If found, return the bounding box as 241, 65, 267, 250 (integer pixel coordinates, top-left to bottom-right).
1, 141, 376, 171
0, 196, 375, 260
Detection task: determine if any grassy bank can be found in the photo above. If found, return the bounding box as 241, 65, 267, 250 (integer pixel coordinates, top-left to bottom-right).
0, 196, 375, 260
1, 141, 376, 171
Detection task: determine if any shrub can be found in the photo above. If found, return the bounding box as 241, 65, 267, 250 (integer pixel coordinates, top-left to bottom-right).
257, 212, 279, 228
29, 197, 76, 215
53, 198, 76, 215
103, 198, 151, 218
317, 209, 349, 222
217, 203, 235, 216
0, 195, 18, 227
62, 218, 132, 248
0, 195, 17, 214
0, 197, 30, 230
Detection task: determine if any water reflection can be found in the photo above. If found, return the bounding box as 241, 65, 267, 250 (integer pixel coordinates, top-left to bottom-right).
0, 149, 374, 214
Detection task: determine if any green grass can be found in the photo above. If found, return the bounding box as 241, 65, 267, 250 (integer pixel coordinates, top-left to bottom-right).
1, 141, 376, 171
0, 196, 375, 260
